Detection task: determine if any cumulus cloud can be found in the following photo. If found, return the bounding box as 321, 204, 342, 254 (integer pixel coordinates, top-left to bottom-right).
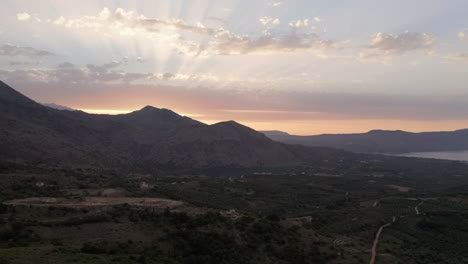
17, 12, 31, 21
45, 7, 333, 56
0, 43, 55, 57
259, 17, 280, 26
360, 31, 435, 60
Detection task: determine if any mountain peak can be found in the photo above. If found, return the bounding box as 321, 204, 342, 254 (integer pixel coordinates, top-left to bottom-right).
212, 120, 253, 131
139, 105, 161, 111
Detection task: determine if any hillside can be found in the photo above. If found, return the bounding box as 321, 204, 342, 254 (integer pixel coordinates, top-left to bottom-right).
261, 129, 468, 154
0, 80, 343, 173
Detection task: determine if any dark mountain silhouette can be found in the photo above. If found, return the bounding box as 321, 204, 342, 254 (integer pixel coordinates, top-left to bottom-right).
0, 81, 349, 173
261, 129, 468, 154
41, 103, 76, 111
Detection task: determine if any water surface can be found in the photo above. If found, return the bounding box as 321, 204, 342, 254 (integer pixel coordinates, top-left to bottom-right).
398, 150, 468, 162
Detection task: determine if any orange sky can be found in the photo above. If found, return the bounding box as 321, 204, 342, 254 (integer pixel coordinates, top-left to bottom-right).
79, 107, 468, 135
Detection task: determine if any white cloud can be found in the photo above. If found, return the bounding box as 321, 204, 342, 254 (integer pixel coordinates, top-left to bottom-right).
289, 19, 309, 28
45, 8, 334, 56
136, 56, 147, 63
458, 31, 467, 41
17, 12, 31, 21
259, 17, 280, 26
268, 2, 283, 7
53, 16, 66, 25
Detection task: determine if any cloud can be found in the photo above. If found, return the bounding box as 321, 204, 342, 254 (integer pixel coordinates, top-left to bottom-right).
8, 61, 33, 66
447, 53, 468, 61
369, 31, 434, 54
459, 31, 467, 41
196, 31, 334, 56
259, 17, 280, 26
0, 64, 218, 86
162, 72, 175, 80
17, 12, 31, 21
58, 62, 75, 68
0, 43, 55, 57
268, 2, 283, 7
360, 31, 435, 60
5, 75, 468, 122
289, 19, 309, 28
50, 8, 218, 36
136, 56, 147, 63
45, 8, 333, 56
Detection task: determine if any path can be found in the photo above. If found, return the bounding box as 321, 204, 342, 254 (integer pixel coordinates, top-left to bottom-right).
369, 222, 391, 264
415, 200, 424, 215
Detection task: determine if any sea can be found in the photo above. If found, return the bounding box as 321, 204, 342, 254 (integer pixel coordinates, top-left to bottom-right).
397, 150, 468, 162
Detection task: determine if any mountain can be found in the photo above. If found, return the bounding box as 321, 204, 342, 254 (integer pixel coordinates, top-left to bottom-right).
41, 103, 76, 111
261, 129, 468, 154
260, 130, 290, 136
0, 81, 347, 173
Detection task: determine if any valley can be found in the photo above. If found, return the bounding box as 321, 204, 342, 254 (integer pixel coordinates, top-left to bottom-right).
1, 153, 468, 263
1, 81, 468, 263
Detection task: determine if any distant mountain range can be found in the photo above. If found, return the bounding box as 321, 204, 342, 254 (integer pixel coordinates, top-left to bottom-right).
0, 81, 351, 174
261, 129, 468, 154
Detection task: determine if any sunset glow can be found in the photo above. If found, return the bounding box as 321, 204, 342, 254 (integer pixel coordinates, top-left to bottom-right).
2, 0, 468, 135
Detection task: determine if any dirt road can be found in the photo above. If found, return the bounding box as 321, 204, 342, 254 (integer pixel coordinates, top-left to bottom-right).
369, 222, 391, 264
415, 200, 424, 215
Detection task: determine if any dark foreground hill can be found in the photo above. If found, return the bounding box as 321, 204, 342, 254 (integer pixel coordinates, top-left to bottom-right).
0, 81, 350, 173
261, 128, 468, 154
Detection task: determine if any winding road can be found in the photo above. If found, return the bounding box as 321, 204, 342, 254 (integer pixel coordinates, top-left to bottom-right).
369, 222, 391, 264
415, 200, 424, 215
369, 199, 425, 264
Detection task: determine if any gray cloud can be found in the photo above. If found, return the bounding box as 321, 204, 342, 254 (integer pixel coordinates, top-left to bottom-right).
0, 64, 216, 85
0, 43, 55, 57
200, 31, 334, 56
8, 61, 34, 66
58, 62, 75, 68
162, 72, 175, 80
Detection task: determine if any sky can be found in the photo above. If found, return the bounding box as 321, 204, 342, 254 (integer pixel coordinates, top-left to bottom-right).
1, 0, 468, 135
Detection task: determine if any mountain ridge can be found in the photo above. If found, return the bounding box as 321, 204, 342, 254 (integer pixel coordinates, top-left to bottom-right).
1, 80, 349, 174
261, 128, 468, 154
